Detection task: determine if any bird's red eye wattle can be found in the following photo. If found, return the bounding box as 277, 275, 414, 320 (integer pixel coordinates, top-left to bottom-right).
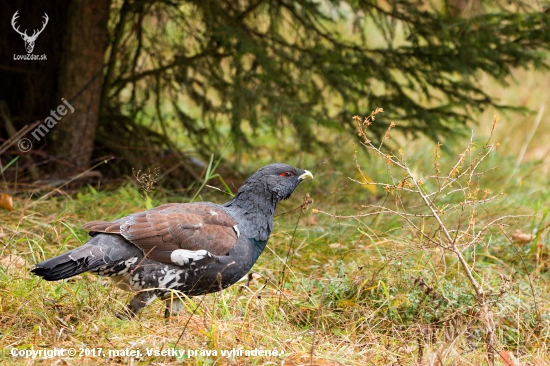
279, 171, 294, 177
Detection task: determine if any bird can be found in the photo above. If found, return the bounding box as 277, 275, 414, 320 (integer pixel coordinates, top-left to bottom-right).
31, 163, 313, 317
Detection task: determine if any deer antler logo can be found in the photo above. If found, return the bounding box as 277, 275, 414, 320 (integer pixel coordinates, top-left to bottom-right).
11, 11, 49, 54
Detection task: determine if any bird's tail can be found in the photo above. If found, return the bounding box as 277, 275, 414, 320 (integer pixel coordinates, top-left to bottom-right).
31, 234, 141, 281
31, 244, 109, 281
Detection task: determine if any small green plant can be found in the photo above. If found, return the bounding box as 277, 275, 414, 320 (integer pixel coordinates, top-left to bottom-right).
191, 154, 234, 202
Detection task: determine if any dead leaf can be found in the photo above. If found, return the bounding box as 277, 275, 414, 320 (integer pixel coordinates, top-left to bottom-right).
0, 193, 14, 211
499, 350, 519, 366
0, 255, 26, 273
511, 229, 534, 244
299, 215, 319, 226
358, 173, 378, 194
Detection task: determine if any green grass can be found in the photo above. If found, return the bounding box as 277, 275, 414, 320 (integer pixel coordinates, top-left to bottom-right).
2, 114, 550, 365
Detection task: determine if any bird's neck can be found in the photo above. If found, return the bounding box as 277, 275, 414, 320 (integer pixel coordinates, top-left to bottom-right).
223, 190, 280, 242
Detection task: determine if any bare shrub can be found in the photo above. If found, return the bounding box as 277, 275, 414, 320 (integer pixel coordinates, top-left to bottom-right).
317, 109, 534, 364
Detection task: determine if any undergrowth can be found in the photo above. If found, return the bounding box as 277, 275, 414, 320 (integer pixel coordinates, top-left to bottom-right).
1, 112, 550, 365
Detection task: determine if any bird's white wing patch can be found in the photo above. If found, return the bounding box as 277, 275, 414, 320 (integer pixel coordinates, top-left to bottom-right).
233, 225, 240, 238
170, 249, 210, 266
157, 268, 181, 287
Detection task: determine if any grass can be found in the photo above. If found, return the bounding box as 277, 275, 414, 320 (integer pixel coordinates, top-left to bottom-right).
3, 3, 550, 362
1, 113, 550, 365
4, 52, 550, 363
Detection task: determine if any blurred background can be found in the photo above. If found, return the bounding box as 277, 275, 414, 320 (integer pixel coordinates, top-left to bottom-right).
1, 0, 550, 190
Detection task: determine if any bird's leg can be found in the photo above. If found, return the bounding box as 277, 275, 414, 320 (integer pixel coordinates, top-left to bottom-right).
164, 295, 186, 318
117, 291, 157, 319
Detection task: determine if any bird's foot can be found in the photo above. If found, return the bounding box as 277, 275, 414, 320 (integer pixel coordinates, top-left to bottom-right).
164, 296, 186, 318
116, 291, 158, 319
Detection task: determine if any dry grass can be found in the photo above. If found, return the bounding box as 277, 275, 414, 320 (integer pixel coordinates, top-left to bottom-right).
2, 118, 550, 365
3, 61, 550, 364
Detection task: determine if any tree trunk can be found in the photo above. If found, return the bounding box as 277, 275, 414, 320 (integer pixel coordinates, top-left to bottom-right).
49, 0, 110, 175
0, 0, 111, 180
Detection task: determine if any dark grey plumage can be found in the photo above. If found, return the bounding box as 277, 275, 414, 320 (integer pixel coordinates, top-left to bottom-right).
31, 163, 313, 317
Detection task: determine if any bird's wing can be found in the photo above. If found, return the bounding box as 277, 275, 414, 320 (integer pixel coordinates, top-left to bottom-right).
82, 203, 239, 266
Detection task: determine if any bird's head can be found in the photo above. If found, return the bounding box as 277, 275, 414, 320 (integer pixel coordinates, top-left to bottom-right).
239, 163, 313, 202
224, 163, 313, 242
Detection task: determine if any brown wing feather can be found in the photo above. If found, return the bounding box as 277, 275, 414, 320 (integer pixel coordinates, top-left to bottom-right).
82, 203, 238, 264
82, 220, 122, 234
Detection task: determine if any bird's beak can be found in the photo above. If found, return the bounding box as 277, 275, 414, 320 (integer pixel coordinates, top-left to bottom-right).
298, 170, 314, 181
